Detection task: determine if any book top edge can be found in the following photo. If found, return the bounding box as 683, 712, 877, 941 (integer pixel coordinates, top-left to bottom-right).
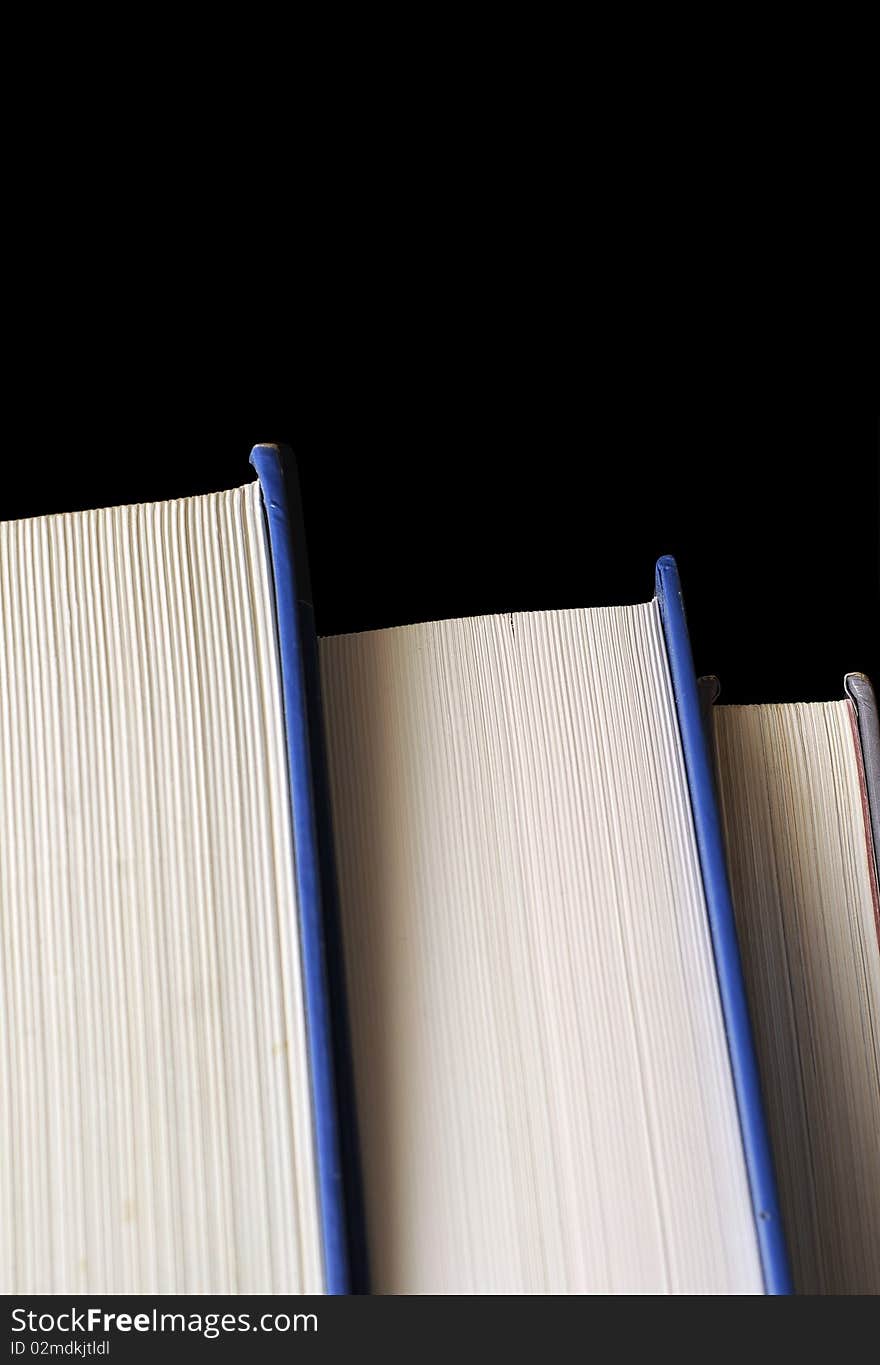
0, 479, 259, 532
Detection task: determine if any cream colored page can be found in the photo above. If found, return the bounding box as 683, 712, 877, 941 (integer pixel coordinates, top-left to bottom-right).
0, 482, 322, 1293
320, 603, 762, 1293
713, 701, 880, 1294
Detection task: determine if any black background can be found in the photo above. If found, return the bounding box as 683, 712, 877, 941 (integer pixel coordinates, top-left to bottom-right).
4, 388, 877, 704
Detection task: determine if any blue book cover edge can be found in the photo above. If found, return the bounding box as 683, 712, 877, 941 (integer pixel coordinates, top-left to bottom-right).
655, 556, 792, 1294
249, 444, 366, 1294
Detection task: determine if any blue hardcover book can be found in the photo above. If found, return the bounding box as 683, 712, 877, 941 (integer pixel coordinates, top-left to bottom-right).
249, 458, 792, 1295
2, 462, 355, 1295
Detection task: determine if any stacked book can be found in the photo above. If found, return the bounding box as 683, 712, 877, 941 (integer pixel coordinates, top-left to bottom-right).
1, 446, 877, 1295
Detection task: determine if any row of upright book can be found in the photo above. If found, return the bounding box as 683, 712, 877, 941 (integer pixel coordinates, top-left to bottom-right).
0, 445, 877, 1294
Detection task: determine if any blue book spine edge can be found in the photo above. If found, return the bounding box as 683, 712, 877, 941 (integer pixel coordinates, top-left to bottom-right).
249, 444, 365, 1294
655, 556, 793, 1295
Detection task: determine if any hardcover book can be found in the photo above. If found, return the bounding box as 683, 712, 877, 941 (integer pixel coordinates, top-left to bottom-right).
703, 675, 880, 1293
